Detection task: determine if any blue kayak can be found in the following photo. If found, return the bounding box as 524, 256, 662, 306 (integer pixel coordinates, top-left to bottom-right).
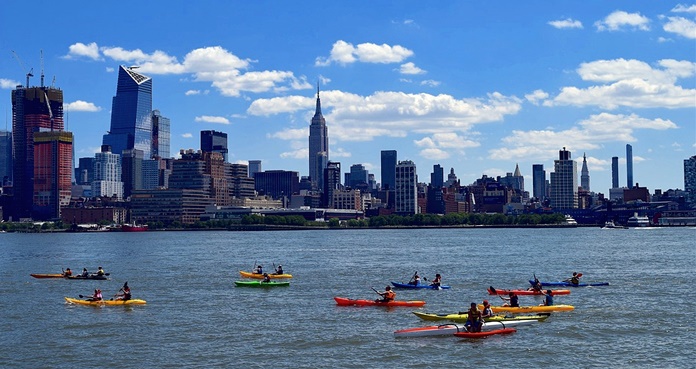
391, 281, 451, 290
529, 279, 609, 287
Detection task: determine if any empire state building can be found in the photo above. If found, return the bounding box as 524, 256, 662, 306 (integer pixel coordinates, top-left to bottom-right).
308, 84, 328, 190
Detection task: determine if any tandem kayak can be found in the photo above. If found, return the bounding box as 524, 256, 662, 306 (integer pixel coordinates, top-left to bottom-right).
334, 297, 426, 307
412, 311, 550, 323
529, 279, 609, 287
391, 282, 451, 290
394, 320, 537, 338
64, 297, 146, 306
234, 280, 290, 287
479, 304, 574, 313
454, 328, 516, 339
239, 271, 293, 279
65, 275, 109, 280
30, 273, 66, 279
488, 286, 570, 296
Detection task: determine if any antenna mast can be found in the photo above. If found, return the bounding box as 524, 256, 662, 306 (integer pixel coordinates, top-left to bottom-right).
40, 50, 45, 87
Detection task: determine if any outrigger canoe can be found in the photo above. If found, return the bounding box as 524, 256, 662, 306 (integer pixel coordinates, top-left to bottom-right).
488, 286, 570, 296
394, 320, 536, 338
454, 328, 516, 339
529, 279, 609, 287
64, 297, 146, 306
239, 271, 293, 279
234, 280, 290, 288
479, 304, 574, 313
30, 273, 66, 279
334, 297, 426, 307
391, 282, 451, 290
412, 311, 550, 323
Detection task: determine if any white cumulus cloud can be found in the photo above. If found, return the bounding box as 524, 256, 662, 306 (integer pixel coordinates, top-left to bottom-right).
65, 100, 101, 112
399, 62, 426, 75
548, 18, 583, 29
663, 16, 696, 39
63, 42, 101, 60
0, 78, 21, 89
194, 115, 230, 124
315, 40, 414, 66
181, 133, 193, 138
595, 11, 650, 31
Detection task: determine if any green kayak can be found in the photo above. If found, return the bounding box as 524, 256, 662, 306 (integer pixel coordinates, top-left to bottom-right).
234, 280, 290, 288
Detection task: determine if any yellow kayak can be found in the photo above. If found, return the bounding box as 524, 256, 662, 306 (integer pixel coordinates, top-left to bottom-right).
412, 311, 550, 323
480, 304, 574, 313
64, 297, 146, 306
239, 270, 293, 279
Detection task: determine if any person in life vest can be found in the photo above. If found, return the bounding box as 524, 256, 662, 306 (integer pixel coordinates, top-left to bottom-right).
429, 273, 442, 288
274, 265, 284, 275
541, 290, 554, 306
375, 286, 396, 302
465, 302, 483, 332
96, 267, 105, 276
63, 268, 72, 277
254, 265, 263, 274
568, 272, 581, 285
501, 292, 519, 307
262, 273, 271, 283
116, 282, 131, 301
409, 272, 421, 286
481, 300, 494, 320
89, 289, 103, 301
528, 278, 543, 292
81, 268, 89, 277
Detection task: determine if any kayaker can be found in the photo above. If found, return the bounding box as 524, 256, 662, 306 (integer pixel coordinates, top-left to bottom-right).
568, 272, 581, 285
501, 292, 519, 307
81, 268, 89, 277
274, 265, 284, 275
254, 265, 263, 274
465, 302, 483, 332
63, 268, 72, 277
375, 286, 396, 303
529, 278, 543, 292
541, 290, 554, 306
429, 273, 442, 288
262, 273, 271, 283
97, 266, 105, 276
115, 282, 131, 301
409, 272, 421, 286
481, 300, 494, 319
89, 289, 103, 301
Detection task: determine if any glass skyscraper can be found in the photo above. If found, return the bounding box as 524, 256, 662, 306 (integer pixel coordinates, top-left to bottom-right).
380, 150, 397, 190
152, 110, 170, 158
103, 66, 153, 158
201, 130, 228, 162
549, 147, 578, 209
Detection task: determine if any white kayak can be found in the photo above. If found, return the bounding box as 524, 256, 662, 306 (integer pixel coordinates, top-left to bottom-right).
393, 319, 538, 338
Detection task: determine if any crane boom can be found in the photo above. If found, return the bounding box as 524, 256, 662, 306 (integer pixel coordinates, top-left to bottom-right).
11, 50, 33, 87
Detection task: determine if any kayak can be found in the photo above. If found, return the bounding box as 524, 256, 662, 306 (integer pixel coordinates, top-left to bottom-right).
64, 297, 146, 306
234, 280, 290, 287
334, 297, 426, 307
394, 320, 537, 338
412, 311, 550, 323
239, 271, 293, 279
30, 273, 65, 279
454, 328, 516, 339
65, 275, 109, 280
391, 281, 451, 290
529, 279, 609, 287
479, 304, 574, 313
488, 286, 570, 296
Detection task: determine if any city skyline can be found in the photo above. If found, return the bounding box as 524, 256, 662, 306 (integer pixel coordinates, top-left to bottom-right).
2, 2, 694, 195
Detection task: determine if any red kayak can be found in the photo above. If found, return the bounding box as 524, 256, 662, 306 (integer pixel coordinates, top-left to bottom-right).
334, 297, 426, 307
454, 328, 516, 339
487, 286, 570, 296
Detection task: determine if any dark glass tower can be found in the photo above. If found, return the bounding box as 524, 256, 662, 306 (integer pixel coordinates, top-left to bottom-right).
201, 130, 228, 162
103, 66, 153, 158
611, 156, 619, 188
308, 84, 328, 188
380, 150, 397, 190
532, 164, 546, 199
152, 109, 170, 158
626, 144, 633, 188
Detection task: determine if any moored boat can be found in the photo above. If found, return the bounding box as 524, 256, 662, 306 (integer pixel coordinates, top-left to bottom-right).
391, 281, 451, 290
121, 223, 148, 232
64, 297, 146, 306
334, 297, 425, 307
454, 328, 516, 339
487, 286, 570, 295
412, 311, 550, 323
626, 212, 650, 227
394, 320, 537, 338
234, 280, 290, 287
239, 270, 293, 279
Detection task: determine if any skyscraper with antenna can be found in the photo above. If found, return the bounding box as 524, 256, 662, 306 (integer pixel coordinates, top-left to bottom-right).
308, 83, 328, 190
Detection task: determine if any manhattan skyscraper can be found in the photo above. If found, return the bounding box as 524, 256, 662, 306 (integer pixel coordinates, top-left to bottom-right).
103, 66, 154, 159
308, 84, 328, 189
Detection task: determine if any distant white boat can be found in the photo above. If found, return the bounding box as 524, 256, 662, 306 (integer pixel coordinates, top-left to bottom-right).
602, 221, 625, 229
564, 215, 578, 226
626, 212, 650, 227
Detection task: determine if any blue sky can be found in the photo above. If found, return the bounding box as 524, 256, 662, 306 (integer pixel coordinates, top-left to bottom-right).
2, 1, 694, 194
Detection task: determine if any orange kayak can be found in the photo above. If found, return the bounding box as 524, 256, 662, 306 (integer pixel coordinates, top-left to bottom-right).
334, 297, 425, 307
31, 273, 65, 279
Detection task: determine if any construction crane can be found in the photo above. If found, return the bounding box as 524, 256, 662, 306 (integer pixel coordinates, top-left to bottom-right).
11, 50, 33, 87
43, 91, 55, 130
40, 49, 44, 87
